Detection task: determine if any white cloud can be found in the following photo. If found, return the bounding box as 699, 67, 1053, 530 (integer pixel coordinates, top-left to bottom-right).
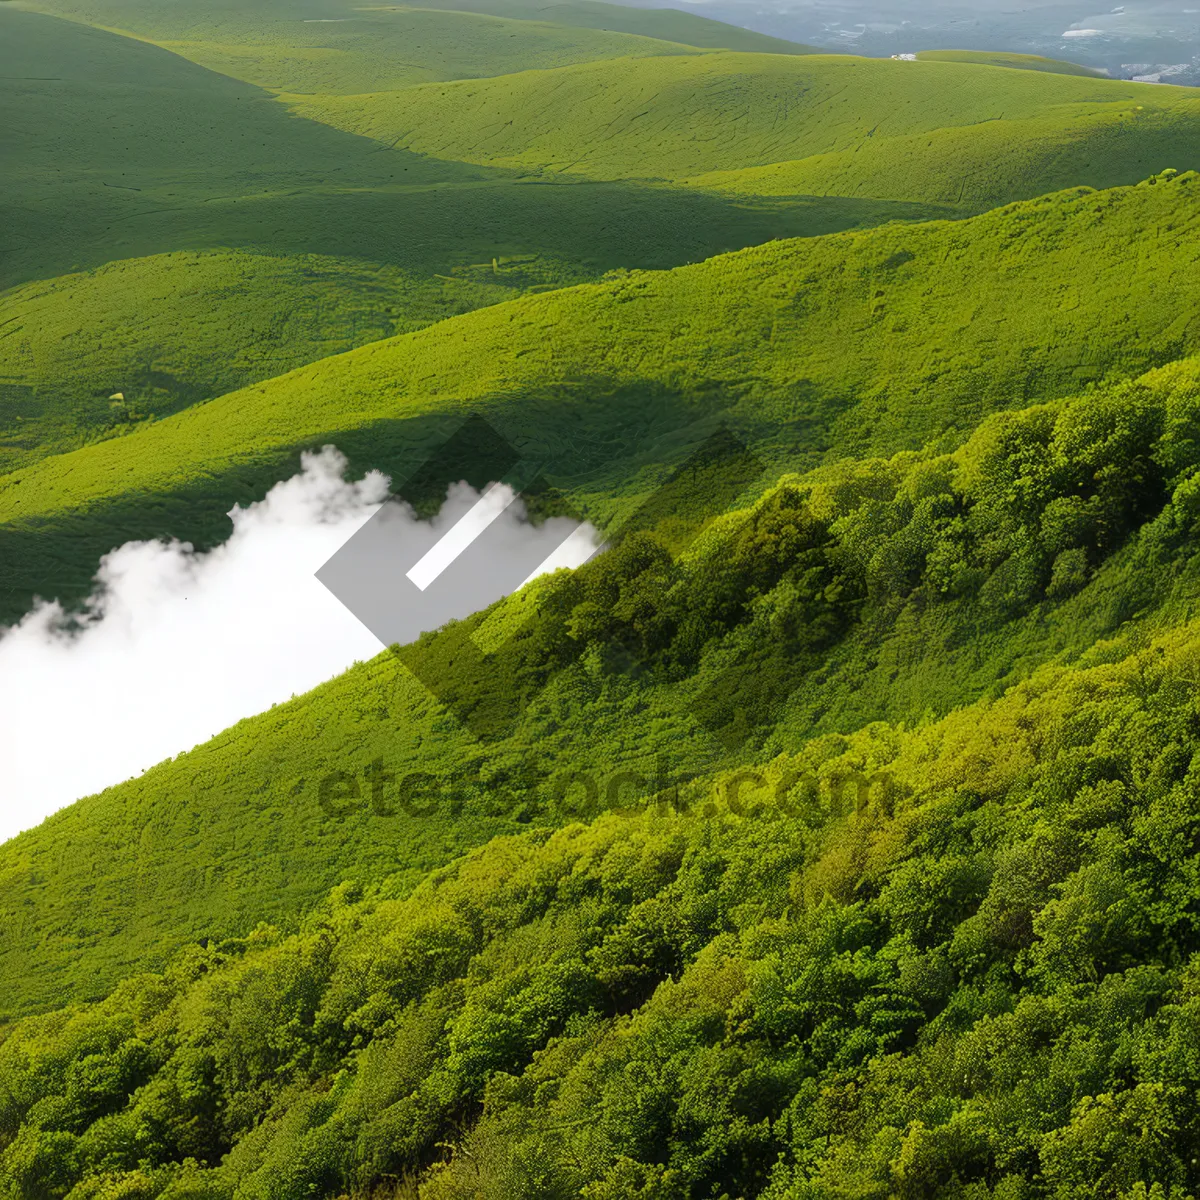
0, 447, 598, 844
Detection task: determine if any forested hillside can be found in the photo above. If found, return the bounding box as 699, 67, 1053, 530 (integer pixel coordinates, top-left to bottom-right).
7, 343, 1200, 1195
5, 0, 1200, 1195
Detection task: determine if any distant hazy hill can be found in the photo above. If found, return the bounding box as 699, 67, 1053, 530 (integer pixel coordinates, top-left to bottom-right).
22, 0, 820, 94
915, 49, 1107, 77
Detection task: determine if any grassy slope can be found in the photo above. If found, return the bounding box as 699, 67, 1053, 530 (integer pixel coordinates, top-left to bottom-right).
688, 103, 1200, 210
3, 6, 869, 294
411, 0, 820, 55
0, 250, 524, 473
290, 52, 1170, 177
915, 49, 1106, 77
19, 0, 708, 95
2, 338, 1199, 1020
3, 179, 1200, 1015
10, 4, 1191, 478
7, 4, 1200, 1188
290, 50, 1200, 213
3, 176, 1199, 621
2, 7, 914, 474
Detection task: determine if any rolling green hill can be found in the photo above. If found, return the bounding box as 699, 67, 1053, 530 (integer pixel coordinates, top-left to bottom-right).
915, 50, 1107, 78
23, 0, 819, 95
10, 3, 1200, 1194
3, 175, 1198, 624
290, 51, 1200, 211
290, 51, 1180, 179
1, 5, 913, 475
0, 250, 523, 473
411, 0, 820, 55
6, 336, 1200, 1193
9, 0, 1194, 485
3, 171, 1200, 1022
19, 0, 700, 95
1, 6, 854, 294
4, 330, 1200, 1018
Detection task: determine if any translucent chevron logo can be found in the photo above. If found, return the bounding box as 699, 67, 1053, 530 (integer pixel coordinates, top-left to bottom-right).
317, 416, 765, 742
316, 416, 597, 652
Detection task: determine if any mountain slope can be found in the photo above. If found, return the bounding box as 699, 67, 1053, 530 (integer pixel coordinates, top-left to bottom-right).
8, 8, 1200, 1192
0, 250, 524, 473
289, 51, 1200, 204
7, 342, 1200, 1195
3, 175, 1199, 624
3, 4, 909, 478
2, 7, 856, 293
4, 337, 1200, 1019
4, 177, 1200, 1019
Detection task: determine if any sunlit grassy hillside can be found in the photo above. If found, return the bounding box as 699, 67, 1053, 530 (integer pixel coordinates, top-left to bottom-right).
7, 343, 1200, 1200
2, 6, 851, 293
8, 4, 1200, 1192
290, 51, 1200, 210
0, 250, 525, 473
2, 4, 906, 478
21, 0, 697, 95
24, 0, 818, 94
915, 49, 1107, 77
9, 0, 1194, 489
3, 174, 1198, 623
4, 337, 1200, 1018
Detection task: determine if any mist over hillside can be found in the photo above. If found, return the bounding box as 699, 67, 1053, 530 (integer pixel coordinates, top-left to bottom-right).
622, 0, 1200, 83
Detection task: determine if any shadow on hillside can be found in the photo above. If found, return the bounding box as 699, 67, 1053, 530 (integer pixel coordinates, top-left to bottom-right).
1, 7, 955, 289
0, 376, 763, 625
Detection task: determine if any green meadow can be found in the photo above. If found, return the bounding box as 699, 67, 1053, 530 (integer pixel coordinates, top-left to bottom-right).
0, 2, 922, 476
292, 51, 1193, 186
6, 0, 1200, 1195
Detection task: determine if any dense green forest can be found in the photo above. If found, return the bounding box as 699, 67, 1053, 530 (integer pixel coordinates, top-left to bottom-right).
9, 353, 1200, 1196
5, 0, 1200, 1195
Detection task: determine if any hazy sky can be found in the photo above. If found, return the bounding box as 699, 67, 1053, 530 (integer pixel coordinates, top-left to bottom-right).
647, 0, 1200, 79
